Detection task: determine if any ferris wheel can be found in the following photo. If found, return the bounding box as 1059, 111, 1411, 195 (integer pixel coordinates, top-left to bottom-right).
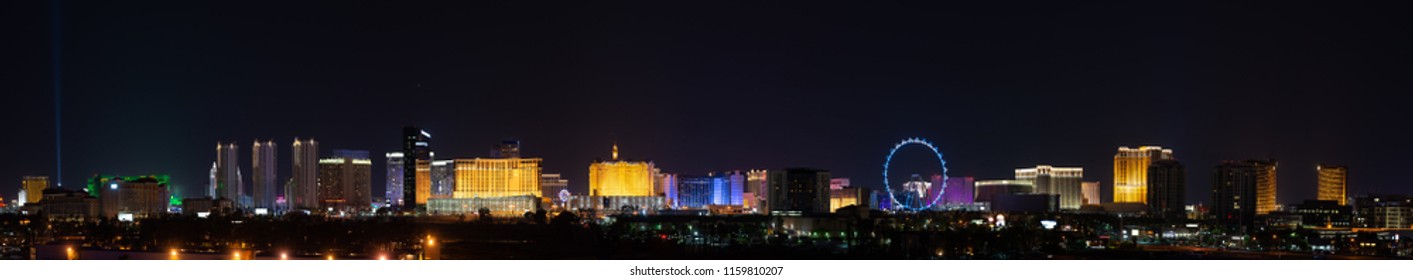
882, 137, 948, 211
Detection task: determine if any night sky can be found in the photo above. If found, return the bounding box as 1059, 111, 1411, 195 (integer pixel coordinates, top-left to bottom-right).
3, 1, 1412, 206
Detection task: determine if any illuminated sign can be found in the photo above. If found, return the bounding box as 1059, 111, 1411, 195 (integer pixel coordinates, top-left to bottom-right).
1040, 220, 1057, 230
117, 213, 134, 222
197, 212, 211, 218
421, 130, 431, 138
254, 208, 269, 215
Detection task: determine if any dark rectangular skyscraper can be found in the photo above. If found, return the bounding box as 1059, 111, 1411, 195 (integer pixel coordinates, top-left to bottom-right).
1212, 161, 1258, 230
491, 139, 520, 158
402, 126, 432, 211
1147, 159, 1185, 220
766, 168, 831, 216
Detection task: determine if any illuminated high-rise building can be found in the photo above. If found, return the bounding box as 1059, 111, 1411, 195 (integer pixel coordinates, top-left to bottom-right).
1113, 146, 1173, 203
1015, 165, 1083, 210
1317, 164, 1348, 205
1081, 181, 1100, 205
416, 159, 431, 205
941, 176, 974, 206
490, 139, 521, 158
402, 126, 433, 209
746, 170, 768, 212
659, 173, 679, 208
252, 140, 277, 210
426, 156, 544, 217
676, 175, 713, 209
540, 173, 569, 201
21, 176, 49, 205
765, 168, 831, 216
1252, 159, 1278, 215
830, 187, 864, 212
317, 150, 372, 211
98, 176, 169, 219
431, 160, 456, 198
1213, 161, 1259, 229
588, 144, 658, 197
1146, 159, 1186, 220
385, 152, 405, 207
452, 158, 542, 198
207, 162, 217, 197
716, 171, 745, 206
289, 138, 319, 210
215, 142, 243, 203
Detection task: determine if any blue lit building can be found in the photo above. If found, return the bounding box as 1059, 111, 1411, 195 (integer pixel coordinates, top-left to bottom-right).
677, 176, 712, 209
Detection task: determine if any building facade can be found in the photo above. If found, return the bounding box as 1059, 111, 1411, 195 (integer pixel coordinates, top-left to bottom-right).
1251, 159, 1279, 215
428, 195, 540, 217
252, 140, 277, 210
1147, 159, 1186, 220
766, 168, 831, 216
1081, 181, 1100, 205
588, 145, 658, 197
540, 173, 569, 203
942, 176, 975, 206
1353, 194, 1413, 229
1317, 164, 1348, 206
659, 173, 679, 208
974, 180, 1034, 203
676, 176, 713, 209
1113, 146, 1173, 203
21, 176, 49, 205
215, 142, 243, 203
746, 170, 768, 212
1290, 200, 1353, 228
402, 126, 433, 210
39, 189, 99, 221
98, 177, 169, 219
1015, 165, 1083, 210
490, 140, 521, 158
452, 158, 543, 199
830, 187, 864, 212
1213, 161, 1259, 229
317, 150, 373, 211
289, 138, 319, 210
431, 160, 456, 198
385, 152, 405, 207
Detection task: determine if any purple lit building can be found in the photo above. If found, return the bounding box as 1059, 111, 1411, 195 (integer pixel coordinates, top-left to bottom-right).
942, 176, 975, 206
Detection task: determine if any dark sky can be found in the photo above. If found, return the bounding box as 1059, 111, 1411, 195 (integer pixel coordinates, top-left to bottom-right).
3, 1, 1411, 206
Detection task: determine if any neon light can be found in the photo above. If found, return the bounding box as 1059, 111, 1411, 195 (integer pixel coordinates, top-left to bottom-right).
882, 137, 948, 211
421, 130, 431, 138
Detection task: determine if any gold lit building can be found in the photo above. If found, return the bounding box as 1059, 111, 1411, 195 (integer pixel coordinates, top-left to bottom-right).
1317, 164, 1347, 205
1113, 146, 1173, 203
829, 187, 863, 212
416, 160, 431, 205
453, 158, 543, 198
1254, 160, 1278, 215
22, 176, 49, 205
588, 145, 658, 197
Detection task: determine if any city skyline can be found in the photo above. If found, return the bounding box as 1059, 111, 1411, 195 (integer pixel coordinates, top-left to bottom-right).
4, 1, 1413, 207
